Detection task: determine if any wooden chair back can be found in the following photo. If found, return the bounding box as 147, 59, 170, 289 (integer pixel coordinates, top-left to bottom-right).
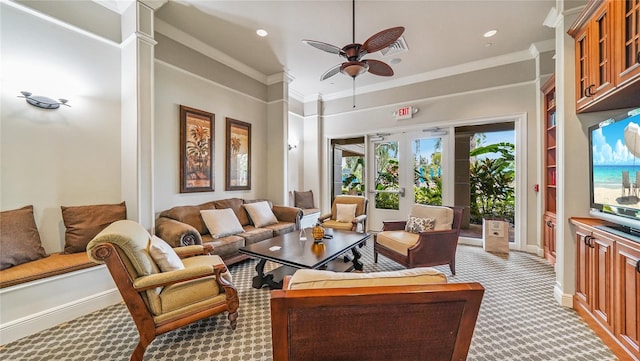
270, 280, 484, 361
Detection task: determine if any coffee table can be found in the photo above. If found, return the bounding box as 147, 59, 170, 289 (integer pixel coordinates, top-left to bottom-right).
239, 228, 370, 289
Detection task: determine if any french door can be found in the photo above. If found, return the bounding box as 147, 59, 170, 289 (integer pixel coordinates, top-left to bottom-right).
367, 131, 450, 231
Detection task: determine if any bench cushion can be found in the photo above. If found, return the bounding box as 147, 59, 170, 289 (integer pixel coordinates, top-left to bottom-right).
287, 267, 447, 290
0, 252, 96, 288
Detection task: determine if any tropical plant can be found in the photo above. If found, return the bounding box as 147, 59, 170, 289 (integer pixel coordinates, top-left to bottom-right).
342, 157, 364, 194
469, 141, 515, 224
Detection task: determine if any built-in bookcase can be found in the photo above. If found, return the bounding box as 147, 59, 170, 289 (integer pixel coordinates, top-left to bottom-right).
542, 74, 556, 265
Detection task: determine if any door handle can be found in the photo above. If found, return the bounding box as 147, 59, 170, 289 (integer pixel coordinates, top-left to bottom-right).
585, 84, 595, 97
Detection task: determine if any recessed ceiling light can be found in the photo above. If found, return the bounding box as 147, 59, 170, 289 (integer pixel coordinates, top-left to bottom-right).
483, 29, 498, 38
390, 58, 402, 65
256, 29, 268, 37
484, 42, 493, 47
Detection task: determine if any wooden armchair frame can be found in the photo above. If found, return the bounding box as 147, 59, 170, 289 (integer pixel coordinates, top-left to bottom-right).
271, 277, 484, 361
90, 243, 239, 361
374, 206, 463, 275
318, 195, 368, 232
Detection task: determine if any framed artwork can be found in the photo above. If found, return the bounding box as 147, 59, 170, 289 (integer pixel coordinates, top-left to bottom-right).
225, 118, 251, 190
179, 105, 214, 193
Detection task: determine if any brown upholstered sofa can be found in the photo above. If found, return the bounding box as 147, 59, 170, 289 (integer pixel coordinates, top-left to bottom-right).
155, 198, 302, 265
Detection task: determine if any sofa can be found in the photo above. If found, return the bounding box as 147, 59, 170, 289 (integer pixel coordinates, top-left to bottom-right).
155, 198, 302, 265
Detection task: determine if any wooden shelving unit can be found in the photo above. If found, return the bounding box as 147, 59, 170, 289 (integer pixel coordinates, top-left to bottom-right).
542, 74, 557, 265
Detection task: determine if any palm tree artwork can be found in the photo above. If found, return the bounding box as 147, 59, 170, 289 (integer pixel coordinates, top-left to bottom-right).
186, 123, 211, 185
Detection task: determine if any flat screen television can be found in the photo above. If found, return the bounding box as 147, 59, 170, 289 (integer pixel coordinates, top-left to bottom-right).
589, 107, 640, 236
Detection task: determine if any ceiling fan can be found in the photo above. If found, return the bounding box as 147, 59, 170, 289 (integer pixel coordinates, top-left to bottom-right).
302, 0, 405, 82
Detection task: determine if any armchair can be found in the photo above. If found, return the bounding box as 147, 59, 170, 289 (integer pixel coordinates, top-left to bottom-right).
318, 195, 368, 232
271, 268, 484, 361
374, 205, 463, 275
87, 220, 239, 361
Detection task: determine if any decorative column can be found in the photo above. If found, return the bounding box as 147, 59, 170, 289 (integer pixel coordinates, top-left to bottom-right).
266, 72, 294, 204
303, 95, 323, 208
120, 1, 160, 229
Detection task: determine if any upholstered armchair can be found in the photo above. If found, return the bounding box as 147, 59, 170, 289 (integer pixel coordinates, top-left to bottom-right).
87, 220, 239, 361
318, 195, 368, 232
270, 268, 484, 361
374, 205, 463, 275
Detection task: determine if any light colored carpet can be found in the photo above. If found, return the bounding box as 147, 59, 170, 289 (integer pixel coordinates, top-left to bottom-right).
0, 243, 616, 360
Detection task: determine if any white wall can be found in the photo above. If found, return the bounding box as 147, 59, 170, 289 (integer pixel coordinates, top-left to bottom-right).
287, 112, 304, 202
1, 2, 122, 253
153, 61, 269, 213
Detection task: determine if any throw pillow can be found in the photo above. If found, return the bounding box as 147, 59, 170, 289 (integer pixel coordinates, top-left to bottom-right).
294, 190, 315, 209
405, 216, 436, 234
243, 201, 279, 228
200, 209, 244, 239
335, 203, 357, 223
61, 201, 127, 254
148, 235, 184, 272
0, 205, 48, 270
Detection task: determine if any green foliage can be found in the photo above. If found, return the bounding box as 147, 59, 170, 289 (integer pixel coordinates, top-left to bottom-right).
342, 157, 365, 195
469, 142, 515, 224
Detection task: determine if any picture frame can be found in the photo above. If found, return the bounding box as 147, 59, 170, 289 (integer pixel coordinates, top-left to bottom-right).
179, 105, 214, 193
225, 118, 251, 190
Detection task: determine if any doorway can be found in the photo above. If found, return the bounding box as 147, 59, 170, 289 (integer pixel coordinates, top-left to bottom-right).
330, 137, 365, 201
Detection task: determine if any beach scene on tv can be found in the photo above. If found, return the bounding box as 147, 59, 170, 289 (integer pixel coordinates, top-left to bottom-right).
592, 113, 640, 212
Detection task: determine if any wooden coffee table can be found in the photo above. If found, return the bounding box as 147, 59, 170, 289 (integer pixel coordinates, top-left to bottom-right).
239, 228, 370, 289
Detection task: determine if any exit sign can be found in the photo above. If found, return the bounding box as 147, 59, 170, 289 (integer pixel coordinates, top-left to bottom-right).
396, 106, 414, 120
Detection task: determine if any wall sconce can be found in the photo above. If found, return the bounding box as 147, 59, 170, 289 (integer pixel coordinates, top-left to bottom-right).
18, 91, 70, 109
288, 144, 297, 151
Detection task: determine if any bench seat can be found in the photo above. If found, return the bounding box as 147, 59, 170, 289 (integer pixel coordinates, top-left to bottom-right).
0, 252, 96, 289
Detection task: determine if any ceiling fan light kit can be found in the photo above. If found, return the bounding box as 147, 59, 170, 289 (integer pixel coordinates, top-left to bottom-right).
302, 0, 405, 107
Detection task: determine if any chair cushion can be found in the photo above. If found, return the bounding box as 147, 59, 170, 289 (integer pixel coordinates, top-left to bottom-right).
376, 230, 420, 256
410, 205, 453, 231
61, 202, 127, 253
294, 190, 315, 209
336, 203, 357, 222
200, 209, 244, 239
287, 267, 447, 290
244, 201, 278, 228
331, 196, 366, 218
0, 205, 47, 270
148, 236, 184, 272
405, 216, 435, 233
87, 220, 158, 277
322, 220, 353, 231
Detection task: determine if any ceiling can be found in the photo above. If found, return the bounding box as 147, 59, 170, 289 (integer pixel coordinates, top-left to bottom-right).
154, 0, 562, 100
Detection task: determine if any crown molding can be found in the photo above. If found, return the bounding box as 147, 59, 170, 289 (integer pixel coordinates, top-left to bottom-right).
155, 18, 268, 85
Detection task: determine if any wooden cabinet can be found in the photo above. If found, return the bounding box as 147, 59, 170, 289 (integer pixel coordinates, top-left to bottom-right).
615, 0, 640, 87
574, 223, 615, 333
570, 218, 640, 360
542, 74, 557, 265
615, 238, 640, 358
543, 213, 557, 265
569, 0, 640, 113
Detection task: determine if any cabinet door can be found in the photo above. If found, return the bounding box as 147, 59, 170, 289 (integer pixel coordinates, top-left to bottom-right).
615, 240, 640, 359
575, 26, 593, 108
616, 0, 640, 86
543, 214, 557, 265
575, 228, 593, 309
590, 3, 615, 97
592, 233, 614, 333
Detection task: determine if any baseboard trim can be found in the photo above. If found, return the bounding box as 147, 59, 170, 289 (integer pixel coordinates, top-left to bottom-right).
553, 283, 573, 307
0, 289, 121, 345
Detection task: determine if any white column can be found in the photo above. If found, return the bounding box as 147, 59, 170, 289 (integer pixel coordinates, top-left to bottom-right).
266, 73, 293, 204
303, 95, 323, 209
120, 1, 158, 229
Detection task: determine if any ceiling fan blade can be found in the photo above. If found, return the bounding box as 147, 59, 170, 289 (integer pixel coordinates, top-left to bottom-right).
320, 64, 342, 81
302, 40, 344, 56
365, 59, 394, 76
361, 26, 405, 54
